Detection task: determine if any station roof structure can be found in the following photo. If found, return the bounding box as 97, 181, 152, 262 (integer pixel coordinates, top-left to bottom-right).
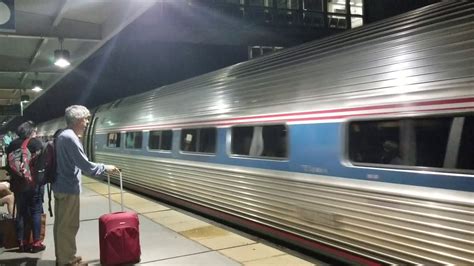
0, 0, 156, 127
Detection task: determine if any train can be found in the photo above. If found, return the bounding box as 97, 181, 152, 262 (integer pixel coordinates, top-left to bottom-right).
36, 1, 473, 265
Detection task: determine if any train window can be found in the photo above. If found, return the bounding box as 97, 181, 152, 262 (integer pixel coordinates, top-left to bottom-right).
231, 124, 287, 158
149, 131, 161, 150
412, 118, 451, 167
198, 128, 216, 153
181, 129, 197, 152
231, 126, 253, 155
107, 133, 121, 148
349, 114, 474, 171
161, 130, 173, 150
457, 116, 474, 170
149, 130, 173, 151
125, 131, 143, 149
180, 128, 216, 154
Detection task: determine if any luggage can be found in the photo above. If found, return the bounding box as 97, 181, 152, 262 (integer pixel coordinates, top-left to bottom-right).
99, 171, 141, 265
0, 197, 46, 249
0, 212, 17, 249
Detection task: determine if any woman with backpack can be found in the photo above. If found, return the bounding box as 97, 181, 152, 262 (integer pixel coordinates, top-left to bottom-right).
6, 121, 45, 253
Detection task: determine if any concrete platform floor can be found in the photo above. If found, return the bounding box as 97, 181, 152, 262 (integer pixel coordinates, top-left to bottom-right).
1, 176, 318, 265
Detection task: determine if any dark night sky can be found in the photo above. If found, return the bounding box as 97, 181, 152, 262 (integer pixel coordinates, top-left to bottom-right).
364, 0, 441, 24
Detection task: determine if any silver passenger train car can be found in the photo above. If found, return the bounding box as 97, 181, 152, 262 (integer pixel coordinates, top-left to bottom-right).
38, 1, 473, 265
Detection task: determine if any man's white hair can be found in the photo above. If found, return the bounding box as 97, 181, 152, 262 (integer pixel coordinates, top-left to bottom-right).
65, 105, 90, 127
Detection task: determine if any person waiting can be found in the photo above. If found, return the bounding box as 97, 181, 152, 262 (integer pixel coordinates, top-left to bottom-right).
6, 121, 45, 253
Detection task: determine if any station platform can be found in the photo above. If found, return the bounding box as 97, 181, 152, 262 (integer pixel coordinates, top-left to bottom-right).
1, 175, 318, 265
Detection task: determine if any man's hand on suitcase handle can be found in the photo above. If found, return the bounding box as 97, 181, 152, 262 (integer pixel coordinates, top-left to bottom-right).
105, 165, 120, 174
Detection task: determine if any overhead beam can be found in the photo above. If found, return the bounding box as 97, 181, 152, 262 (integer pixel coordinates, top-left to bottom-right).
53, 0, 71, 27
0, 34, 100, 42
28, 39, 49, 70
22, 0, 157, 110
26, 1, 157, 101
0, 11, 102, 42
0, 92, 22, 99
0, 70, 62, 74
0, 56, 55, 73
21, 0, 71, 85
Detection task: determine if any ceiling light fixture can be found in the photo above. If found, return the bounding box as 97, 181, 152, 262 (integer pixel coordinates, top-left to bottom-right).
32, 73, 43, 92
54, 38, 71, 68
21, 94, 30, 103
32, 80, 43, 92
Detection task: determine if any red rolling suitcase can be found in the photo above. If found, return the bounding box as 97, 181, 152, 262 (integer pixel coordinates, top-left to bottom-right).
99, 171, 141, 265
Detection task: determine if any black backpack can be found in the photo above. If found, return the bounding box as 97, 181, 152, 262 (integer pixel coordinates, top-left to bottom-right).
34, 140, 57, 186
33, 129, 64, 217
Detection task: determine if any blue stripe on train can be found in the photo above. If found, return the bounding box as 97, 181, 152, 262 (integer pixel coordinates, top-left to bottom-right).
94, 124, 474, 192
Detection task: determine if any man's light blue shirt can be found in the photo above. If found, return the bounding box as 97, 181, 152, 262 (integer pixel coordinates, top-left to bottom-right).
52, 129, 105, 194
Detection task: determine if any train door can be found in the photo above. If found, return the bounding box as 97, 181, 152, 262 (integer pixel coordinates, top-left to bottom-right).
84, 114, 99, 162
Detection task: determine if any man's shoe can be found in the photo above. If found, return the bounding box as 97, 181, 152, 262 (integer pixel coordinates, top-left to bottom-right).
66, 256, 82, 265
72, 256, 82, 263
66, 261, 87, 266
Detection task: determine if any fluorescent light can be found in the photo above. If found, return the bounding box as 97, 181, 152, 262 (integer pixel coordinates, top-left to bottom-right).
54, 57, 70, 68
32, 79, 43, 92
21, 95, 30, 103
54, 49, 71, 68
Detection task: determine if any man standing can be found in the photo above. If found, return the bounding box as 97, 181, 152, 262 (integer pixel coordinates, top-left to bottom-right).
52, 105, 118, 266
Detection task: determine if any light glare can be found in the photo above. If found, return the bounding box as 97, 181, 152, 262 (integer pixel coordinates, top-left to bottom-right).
32, 86, 43, 92
54, 58, 70, 68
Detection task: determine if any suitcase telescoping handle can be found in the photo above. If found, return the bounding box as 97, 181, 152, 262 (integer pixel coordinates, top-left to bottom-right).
107, 169, 124, 213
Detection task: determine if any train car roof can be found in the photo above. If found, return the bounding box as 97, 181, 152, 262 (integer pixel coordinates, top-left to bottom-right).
87, 1, 473, 132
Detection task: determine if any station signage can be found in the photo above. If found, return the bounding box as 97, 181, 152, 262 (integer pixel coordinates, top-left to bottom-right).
0, 0, 15, 32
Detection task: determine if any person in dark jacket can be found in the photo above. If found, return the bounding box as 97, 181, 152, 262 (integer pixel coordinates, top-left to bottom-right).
6, 121, 45, 253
